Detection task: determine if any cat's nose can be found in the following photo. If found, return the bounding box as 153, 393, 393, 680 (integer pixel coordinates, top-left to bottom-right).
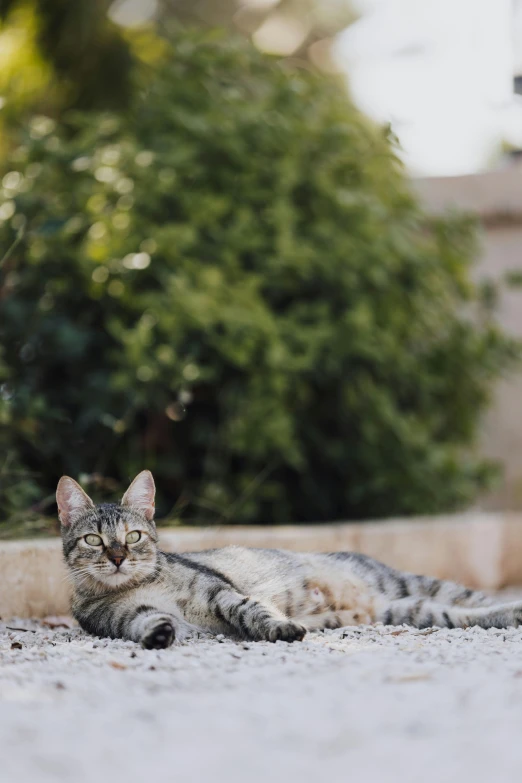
108, 550, 126, 568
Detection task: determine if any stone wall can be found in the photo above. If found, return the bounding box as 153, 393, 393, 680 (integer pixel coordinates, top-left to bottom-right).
414, 168, 522, 510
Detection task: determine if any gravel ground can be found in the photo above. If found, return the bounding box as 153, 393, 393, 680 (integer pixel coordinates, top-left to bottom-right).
2, 617, 522, 783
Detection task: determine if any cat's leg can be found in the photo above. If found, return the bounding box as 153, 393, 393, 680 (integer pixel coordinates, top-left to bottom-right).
74, 594, 192, 649
126, 606, 184, 649
400, 575, 492, 608
332, 553, 492, 608
377, 597, 522, 629
208, 588, 307, 642
292, 611, 362, 631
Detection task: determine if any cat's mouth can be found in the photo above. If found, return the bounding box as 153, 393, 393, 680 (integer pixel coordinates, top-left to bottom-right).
103, 569, 133, 585
102, 563, 134, 583
98, 561, 155, 587
72, 560, 155, 589
75, 563, 135, 588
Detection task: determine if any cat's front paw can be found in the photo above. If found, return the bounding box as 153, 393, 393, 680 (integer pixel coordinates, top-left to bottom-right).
141, 621, 175, 649
267, 620, 307, 643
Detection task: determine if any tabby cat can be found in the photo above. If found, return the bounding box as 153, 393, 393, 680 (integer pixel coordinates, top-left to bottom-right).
58, 471, 522, 649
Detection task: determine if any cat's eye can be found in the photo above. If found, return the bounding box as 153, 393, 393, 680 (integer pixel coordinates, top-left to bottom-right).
85, 534, 103, 547
126, 530, 141, 544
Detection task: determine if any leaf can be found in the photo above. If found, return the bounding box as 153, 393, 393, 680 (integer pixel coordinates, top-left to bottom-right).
42, 615, 76, 629
387, 673, 433, 683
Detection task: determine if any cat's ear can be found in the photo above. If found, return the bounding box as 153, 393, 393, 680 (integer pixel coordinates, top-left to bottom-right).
121, 470, 155, 521
56, 476, 95, 527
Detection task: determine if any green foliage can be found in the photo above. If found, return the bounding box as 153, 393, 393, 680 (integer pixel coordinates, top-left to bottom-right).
0, 28, 519, 530
0, 0, 134, 123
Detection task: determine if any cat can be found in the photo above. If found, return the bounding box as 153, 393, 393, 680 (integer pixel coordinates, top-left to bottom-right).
58, 470, 522, 649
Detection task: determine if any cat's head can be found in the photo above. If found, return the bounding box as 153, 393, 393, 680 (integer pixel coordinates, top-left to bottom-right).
57, 470, 159, 591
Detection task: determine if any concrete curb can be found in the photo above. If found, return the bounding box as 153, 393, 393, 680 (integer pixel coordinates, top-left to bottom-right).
1, 512, 521, 618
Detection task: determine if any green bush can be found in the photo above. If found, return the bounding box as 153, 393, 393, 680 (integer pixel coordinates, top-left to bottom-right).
0, 28, 519, 530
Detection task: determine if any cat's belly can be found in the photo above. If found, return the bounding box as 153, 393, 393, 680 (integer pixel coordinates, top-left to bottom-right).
289, 591, 377, 630
190, 547, 380, 631
271, 562, 379, 630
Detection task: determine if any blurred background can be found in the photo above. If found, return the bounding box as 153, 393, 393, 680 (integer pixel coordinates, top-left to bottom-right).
1, 0, 522, 537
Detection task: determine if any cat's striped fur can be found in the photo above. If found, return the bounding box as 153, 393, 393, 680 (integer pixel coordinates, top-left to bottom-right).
58, 471, 522, 649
